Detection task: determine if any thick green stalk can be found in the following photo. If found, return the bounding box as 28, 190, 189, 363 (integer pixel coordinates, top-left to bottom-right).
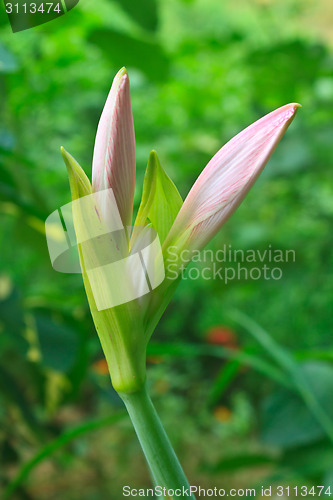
119, 385, 196, 500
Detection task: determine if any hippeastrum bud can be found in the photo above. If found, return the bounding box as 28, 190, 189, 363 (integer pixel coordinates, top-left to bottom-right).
163, 103, 300, 271
92, 67, 136, 229
57, 68, 299, 392
45, 68, 301, 498
144, 103, 300, 337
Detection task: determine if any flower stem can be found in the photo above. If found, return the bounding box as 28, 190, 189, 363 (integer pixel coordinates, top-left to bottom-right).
119, 385, 196, 499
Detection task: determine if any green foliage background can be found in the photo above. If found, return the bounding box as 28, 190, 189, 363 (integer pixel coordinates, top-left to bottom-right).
0, 0, 333, 498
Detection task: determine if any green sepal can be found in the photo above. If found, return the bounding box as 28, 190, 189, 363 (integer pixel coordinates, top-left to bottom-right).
134, 151, 183, 244
61, 147, 92, 200
61, 147, 146, 394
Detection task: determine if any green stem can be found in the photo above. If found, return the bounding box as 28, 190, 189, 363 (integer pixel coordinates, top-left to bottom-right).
119, 385, 196, 500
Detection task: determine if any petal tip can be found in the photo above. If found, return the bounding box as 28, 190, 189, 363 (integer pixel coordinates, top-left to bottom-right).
271, 102, 300, 128
118, 66, 128, 77
116, 67, 129, 87
288, 102, 302, 113
284, 102, 302, 118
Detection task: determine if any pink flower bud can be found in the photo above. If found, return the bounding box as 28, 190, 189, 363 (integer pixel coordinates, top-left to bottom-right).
92, 67, 136, 228
164, 103, 300, 253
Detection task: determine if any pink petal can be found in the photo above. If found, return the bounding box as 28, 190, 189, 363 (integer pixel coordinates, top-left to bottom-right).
92, 68, 136, 227
165, 103, 300, 252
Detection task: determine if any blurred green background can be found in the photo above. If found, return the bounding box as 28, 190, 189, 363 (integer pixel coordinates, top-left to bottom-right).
1, 0, 333, 498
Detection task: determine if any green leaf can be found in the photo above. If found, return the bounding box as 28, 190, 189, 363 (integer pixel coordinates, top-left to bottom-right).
261, 362, 333, 448
135, 151, 183, 244
147, 342, 290, 387
88, 29, 169, 82
232, 312, 333, 443
112, 0, 158, 32
230, 309, 295, 373
281, 441, 333, 477
202, 452, 276, 473
207, 359, 240, 407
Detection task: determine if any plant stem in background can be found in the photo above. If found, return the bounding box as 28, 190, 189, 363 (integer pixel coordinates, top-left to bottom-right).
119, 385, 196, 500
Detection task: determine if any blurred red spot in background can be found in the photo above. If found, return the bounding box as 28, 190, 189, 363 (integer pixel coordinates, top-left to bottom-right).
206, 325, 238, 349
91, 358, 109, 375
